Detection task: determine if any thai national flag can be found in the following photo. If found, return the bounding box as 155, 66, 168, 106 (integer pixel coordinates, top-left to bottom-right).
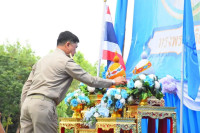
102, 5, 126, 70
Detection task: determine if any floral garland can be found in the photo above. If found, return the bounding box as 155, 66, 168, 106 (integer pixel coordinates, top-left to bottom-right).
64, 89, 90, 107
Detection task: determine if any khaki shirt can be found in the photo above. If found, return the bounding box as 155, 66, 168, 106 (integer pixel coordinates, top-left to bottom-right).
21, 48, 112, 105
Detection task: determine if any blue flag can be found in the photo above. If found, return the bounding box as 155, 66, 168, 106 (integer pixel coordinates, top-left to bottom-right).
114, 0, 128, 53
183, 0, 200, 100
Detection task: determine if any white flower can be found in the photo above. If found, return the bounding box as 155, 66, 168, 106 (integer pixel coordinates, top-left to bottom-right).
67, 98, 71, 102
94, 112, 100, 117
77, 98, 81, 103
139, 74, 146, 80
101, 101, 107, 107
74, 93, 79, 97
155, 81, 160, 90
134, 80, 143, 89
115, 94, 121, 99
120, 98, 125, 104
81, 94, 85, 96
75, 89, 81, 93
82, 100, 86, 104
128, 96, 134, 102
148, 74, 157, 80
87, 86, 95, 93
106, 89, 111, 97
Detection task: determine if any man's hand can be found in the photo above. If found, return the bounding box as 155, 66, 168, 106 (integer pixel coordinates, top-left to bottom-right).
113, 76, 127, 86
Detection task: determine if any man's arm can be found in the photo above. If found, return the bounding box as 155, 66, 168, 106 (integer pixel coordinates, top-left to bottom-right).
20, 64, 36, 106
65, 59, 126, 88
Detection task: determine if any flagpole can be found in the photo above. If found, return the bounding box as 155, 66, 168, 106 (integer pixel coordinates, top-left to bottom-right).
180, 43, 184, 133
97, 0, 107, 77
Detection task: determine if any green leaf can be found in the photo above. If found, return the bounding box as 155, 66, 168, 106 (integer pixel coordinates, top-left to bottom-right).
141, 92, 148, 100
147, 90, 153, 97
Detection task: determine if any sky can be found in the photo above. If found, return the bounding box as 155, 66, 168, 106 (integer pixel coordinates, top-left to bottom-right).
0, 0, 134, 65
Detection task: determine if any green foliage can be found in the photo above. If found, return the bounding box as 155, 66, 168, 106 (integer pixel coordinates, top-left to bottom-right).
0, 42, 39, 133
56, 100, 68, 118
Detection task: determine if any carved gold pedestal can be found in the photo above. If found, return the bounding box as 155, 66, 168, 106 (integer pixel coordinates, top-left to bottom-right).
137, 106, 176, 133
77, 128, 96, 133
139, 98, 148, 106
59, 118, 83, 133
96, 117, 137, 133
124, 105, 138, 118
71, 104, 84, 118
111, 109, 122, 118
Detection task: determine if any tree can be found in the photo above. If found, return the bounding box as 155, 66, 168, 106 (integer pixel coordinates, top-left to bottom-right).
0, 41, 39, 133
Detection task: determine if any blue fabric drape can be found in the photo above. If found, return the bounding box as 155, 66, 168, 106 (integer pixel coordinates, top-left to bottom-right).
164, 93, 200, 133
114, 0, 128, 54
182, 0, 200, 100
141, 93, 200, 133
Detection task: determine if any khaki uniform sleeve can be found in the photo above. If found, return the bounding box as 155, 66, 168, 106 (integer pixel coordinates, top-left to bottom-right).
20, 64, 36, 106
65, 59, 112, 88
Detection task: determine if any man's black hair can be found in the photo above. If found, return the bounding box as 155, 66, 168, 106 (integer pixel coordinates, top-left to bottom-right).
57, 31, 79, 46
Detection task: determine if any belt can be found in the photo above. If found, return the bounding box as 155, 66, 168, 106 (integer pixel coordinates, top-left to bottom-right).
28, 94, 55, 104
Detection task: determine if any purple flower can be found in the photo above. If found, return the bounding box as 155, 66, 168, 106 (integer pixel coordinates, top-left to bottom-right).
159, 75, 177, 94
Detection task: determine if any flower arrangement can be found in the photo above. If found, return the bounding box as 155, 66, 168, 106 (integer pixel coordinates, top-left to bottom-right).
79, 82, 107, 96
64, 89, 90, 107
83, 104, 109, 127
159, 75, 177, 94
101, 88, 128, 112
126, 74, 163, 104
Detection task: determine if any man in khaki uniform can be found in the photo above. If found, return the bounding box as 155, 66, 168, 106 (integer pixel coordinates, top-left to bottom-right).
20, 31, 126, 133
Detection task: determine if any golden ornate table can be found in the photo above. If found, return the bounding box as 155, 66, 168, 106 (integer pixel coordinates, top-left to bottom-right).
59, 118, 84, 133
59, 106, 176, 133
137, 106, 176, 133
96, 117, 137, 133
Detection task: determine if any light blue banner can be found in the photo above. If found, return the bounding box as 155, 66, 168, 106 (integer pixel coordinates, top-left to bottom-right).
125, 0, 200, 80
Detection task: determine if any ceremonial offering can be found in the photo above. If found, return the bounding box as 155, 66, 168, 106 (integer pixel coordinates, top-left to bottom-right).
78, 83, 106, 106
127, 74, 163, 105
132, 51, 154, 75
106, 52, 126, 88
83, 104, 109, 128
101, 88, 128, 117
64, 89, 90, 118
